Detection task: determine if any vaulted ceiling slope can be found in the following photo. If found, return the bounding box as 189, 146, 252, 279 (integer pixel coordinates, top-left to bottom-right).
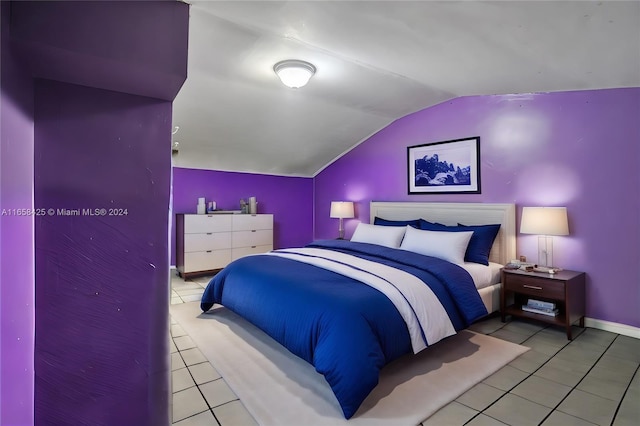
172, 0, 640, 177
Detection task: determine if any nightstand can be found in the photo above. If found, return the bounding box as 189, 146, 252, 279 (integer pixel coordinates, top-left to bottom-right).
501, 268, 586, 340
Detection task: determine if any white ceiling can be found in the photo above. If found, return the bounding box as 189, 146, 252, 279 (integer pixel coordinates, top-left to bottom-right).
172, 0, 640, 177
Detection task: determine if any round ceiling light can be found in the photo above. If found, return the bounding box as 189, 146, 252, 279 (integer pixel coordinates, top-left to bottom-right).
273, 59, 316, 88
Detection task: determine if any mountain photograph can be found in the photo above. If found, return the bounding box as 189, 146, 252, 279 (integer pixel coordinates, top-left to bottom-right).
414, 153, 471, 186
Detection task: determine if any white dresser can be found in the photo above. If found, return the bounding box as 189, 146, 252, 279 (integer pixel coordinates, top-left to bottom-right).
176, 213, 273, 279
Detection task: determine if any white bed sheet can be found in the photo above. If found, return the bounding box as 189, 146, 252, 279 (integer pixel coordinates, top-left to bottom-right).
459, 262, 503, 290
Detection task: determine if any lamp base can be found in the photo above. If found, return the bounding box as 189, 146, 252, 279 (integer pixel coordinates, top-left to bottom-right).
537, 236, 554, 268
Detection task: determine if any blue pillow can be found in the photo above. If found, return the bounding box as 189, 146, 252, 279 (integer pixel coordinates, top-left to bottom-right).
418, 219, 449, 230
419, 220, 500, 266
457, 223, 501, 266
374, 217, 420, 228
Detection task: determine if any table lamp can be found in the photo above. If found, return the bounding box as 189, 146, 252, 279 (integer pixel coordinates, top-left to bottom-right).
520, 207, 569, 272
330, 201, 354, 239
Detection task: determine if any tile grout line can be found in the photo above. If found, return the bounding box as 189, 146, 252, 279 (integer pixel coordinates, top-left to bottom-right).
172, 276, 217, 425
171, 334, 209, 424
171, 277, 257, 426
459, 320, 521, 424
174, 330, 223, 426
460, 319, 521, 424
601, 337, 640, 426
536, 332, 620, 425
173, 314, 250, 425
463, 323, 575, 425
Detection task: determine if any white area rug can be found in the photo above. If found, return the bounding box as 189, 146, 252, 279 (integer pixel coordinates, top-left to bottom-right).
171, 302, 528, 426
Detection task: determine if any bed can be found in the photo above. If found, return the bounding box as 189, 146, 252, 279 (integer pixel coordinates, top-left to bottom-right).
201, 202, 515, 419
369, 202, 516, 313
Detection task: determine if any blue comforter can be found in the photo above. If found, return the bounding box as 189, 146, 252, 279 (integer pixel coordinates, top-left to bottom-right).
201, 240, 487, 418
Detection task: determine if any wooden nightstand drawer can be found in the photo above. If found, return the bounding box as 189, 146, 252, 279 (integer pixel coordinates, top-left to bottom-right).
504, 275, 565, 299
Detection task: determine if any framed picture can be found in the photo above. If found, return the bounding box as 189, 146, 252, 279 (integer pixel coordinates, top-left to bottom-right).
407, 136, 481, 194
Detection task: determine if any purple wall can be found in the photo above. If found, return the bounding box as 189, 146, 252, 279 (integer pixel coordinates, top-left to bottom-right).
34, 80, 172, 425
11, 0, 189, 101
3, 1, 189, 424
315, 88, 640, 328
172, 167, 314, 264
0, 2, 35, 425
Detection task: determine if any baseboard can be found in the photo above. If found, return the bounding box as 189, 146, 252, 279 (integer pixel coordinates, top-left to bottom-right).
585, 317, 640, 339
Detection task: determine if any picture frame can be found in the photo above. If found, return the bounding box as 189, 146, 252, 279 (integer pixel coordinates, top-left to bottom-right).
407, 136, 481, 194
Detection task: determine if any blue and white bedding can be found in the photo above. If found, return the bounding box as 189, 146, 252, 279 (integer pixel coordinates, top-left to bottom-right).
201, 239, 488, 418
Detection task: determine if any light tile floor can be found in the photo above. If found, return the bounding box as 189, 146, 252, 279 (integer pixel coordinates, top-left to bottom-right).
171, 273, 257, 426
170, 272, 640, 426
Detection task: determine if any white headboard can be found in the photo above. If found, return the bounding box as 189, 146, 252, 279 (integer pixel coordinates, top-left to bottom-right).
369, 202, 516, 265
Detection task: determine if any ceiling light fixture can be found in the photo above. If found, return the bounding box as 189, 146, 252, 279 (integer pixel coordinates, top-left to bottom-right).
273, 59, 316, 88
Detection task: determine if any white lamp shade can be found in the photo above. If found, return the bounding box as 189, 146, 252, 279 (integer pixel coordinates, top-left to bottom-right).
273, 60, 316, 88
520, 207, 569, 236
330, 201, 354, 219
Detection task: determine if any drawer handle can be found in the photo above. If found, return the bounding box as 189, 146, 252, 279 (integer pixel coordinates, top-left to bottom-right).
251, 246, 256, 248
251, 230, 257, 232
206, 250, 212, 253
206, 233, 213, 235
523, 284, 543, 290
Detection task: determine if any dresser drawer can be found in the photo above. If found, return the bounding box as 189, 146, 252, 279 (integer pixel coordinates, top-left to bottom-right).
184, 232, 232, 252
232, 245, 273, 261
232, 214, 273, 231
184, 215, 232, 233
504, 275, 565, 299
232, 229, 273, 248
184, 250, 231, 273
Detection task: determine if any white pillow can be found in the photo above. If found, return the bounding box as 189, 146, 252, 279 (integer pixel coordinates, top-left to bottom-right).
350, 223, 406, 248
400, 226, 473, 264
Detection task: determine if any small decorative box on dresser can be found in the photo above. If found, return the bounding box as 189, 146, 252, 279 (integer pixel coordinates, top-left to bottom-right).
176, 214, 273, 279
500, 268, 586, 340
